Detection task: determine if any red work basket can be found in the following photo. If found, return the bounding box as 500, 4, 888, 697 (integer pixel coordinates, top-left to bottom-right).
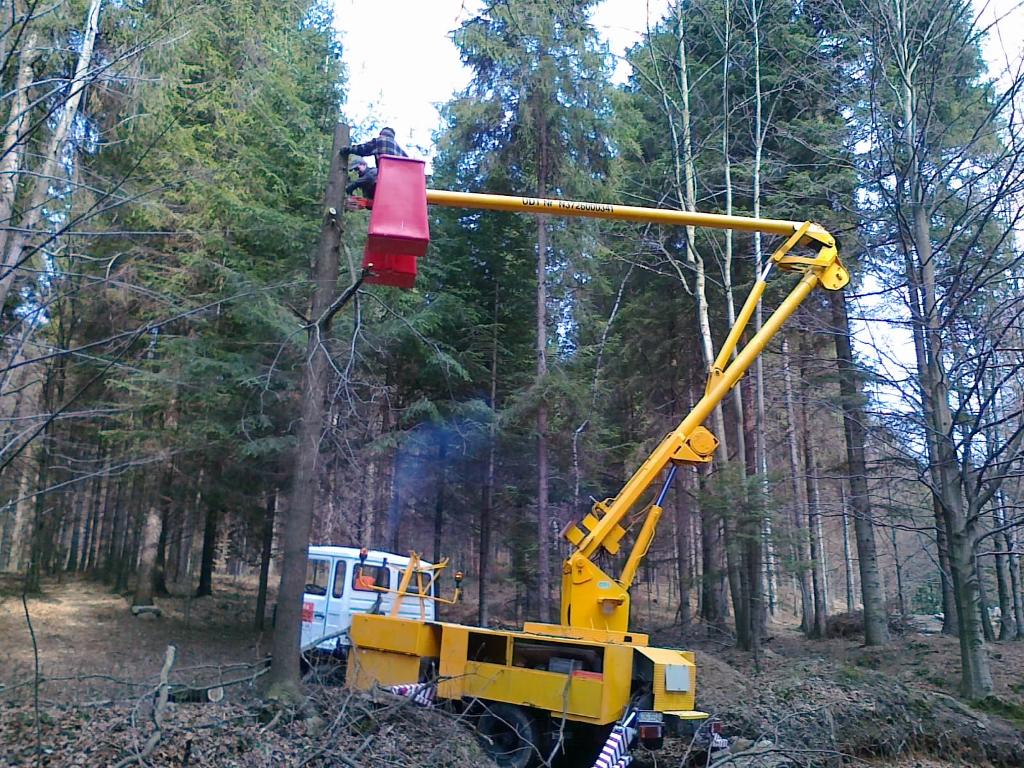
362, 156, 429, 289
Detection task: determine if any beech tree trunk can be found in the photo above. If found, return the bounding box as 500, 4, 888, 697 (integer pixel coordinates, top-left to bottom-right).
976, 555, 995, 643
911, 140, 993, 695
993, 503, 1015, 640
934, 498, 959, 634
1003, 508, 1024, 639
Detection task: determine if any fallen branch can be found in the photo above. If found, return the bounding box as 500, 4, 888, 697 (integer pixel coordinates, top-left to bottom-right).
112, 644, 176, 768
168, 664, 269, 703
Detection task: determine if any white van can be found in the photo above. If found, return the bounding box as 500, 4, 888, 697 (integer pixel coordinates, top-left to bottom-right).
301, 545, 437, 654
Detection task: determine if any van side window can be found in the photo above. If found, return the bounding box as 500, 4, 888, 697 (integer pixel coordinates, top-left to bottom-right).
305, 558, 330, 596
332, 560, 347, 598
352, 564, 389, 592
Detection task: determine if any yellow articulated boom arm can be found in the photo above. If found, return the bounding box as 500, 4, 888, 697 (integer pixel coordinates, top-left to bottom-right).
558, 219, 848, 632
424, 190, 849, 634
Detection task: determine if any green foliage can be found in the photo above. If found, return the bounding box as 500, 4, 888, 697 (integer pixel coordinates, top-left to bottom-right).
66, 0, 344, 506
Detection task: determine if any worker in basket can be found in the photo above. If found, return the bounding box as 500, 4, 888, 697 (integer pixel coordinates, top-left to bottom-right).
345, 159, 377, 210
344, 126, 408, 164
342, 127, 407, 210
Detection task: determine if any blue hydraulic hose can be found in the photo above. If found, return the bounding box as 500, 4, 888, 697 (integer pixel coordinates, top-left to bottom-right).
654, 465, 678, 507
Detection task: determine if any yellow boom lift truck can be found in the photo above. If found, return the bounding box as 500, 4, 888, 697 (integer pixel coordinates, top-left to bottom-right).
344, 156, 849, 767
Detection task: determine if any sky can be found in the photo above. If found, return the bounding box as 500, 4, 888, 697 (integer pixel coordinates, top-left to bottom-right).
334, 0, 1021, 164
333, 0, 670, 162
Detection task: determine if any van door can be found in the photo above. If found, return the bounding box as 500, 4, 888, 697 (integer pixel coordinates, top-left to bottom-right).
322, 558, 348, 648
301, 556, 331, 649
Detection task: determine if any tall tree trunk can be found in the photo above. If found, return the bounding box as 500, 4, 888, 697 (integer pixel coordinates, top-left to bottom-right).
907, 81, 993, 692
132, 496, 162, 608
154, 501, 171, 596
8, 458, 36, 573
993, 503, 1015, 640
720, 0, 742, 465
781, 338, 812, 633
535, 112, 551, 624
674, 473, 692, 629
0, 27, 39, 263
255, 490, 277, 631
749, 0, 775, 622
133, 464, 171, 606
65, 494, 83, 573
934, 498, 959, 634
1000, 496, 1024, 639
82, 448, 106, 573
921, 260, 993, 694
841, 485, 856, 613
700, 489, 727, 629
889, 507, 907, 618
266, 123, 349, 698
803, 447, 828, 638
26, 364, 57, 592
104, 474, 124, 584
829, 291, 889, 644
1006, 523, 1024, 639
432, 434, 447, 566
742, 376, 765, 638
386, 449, 405, 551
670, 5, 729, 629
195, 504, 217, 598
975, 555, 995, 643
0, 0, 104, 308
799, 357, 827, 637
479, 288, 499, 627
816, 496, 830, 616
893, 20, 968, 643
720, 12, 753, 647
176, 473, 200, 588
114, 474, 142, 593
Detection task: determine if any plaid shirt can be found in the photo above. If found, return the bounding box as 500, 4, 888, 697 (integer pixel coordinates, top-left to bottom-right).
349, 135, 408, 163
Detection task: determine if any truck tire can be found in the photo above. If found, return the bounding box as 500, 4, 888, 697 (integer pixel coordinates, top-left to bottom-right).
477, 703, 542, 768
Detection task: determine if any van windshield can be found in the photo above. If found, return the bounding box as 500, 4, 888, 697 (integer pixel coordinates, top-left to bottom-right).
352, 564, 389, 592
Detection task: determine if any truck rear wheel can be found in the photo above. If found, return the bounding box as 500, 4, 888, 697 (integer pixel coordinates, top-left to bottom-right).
477, 703, 541, 768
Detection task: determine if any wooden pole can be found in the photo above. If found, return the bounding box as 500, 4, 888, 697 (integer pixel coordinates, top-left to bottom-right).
265, 123, 350, 697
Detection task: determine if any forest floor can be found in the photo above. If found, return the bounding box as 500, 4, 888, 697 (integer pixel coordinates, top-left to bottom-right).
1, 576, 1023, 766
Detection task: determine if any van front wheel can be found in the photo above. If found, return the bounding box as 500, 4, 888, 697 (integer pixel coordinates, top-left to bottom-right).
477, 703, 541, 768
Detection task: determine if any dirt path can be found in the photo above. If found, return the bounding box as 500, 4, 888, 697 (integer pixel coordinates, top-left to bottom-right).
0, 578, 269, 703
